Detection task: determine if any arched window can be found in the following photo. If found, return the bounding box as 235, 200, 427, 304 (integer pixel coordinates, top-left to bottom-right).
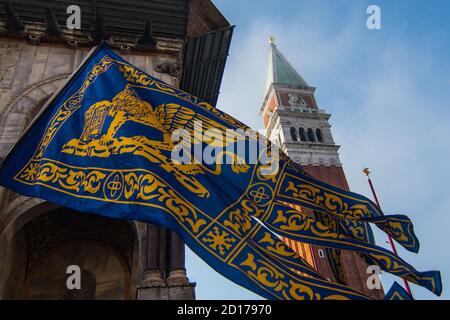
290, 127, 298, 141
318, 249, 325, 259
307, 128, 316, 142
316, 128, 324, 143
298, 128, 307, 142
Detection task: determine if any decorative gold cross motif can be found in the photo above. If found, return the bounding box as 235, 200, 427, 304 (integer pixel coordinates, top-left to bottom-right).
104, 172, 124, 200
249, 186, 270, 204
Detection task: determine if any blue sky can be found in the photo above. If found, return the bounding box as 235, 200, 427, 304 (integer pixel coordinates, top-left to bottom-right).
185, 0, 450, 300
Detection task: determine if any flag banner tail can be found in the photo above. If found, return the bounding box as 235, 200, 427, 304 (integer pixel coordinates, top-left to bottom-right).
314, 210, 376, 245
384, 282, 413, 300
238, 219, 373, 300
216, 208, 372, 299
187, 230, 372, 300
339, 219, 375, 244
0, 44, 438, 299
260, 202, 442, 296
309, 206, 413, 252
276, 169, 420, 253
360, 215, 419, 253
362, 254, 441, 297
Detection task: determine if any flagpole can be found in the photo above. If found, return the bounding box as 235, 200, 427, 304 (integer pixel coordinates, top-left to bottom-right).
363, 168, 413, 297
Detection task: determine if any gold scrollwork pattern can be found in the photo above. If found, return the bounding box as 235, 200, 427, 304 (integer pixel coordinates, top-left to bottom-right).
272, 209, 339, 240
224, 208, 252, 236
16, 160, 209, 236
19, 161, 106, 194
237, 252, 352, 300
258, 232, 300, 260
282, 177, 372, 220
240, 253, 290, 297
377, 220, 410, 243
280, 175, 418, 252
263, 203, 438, 294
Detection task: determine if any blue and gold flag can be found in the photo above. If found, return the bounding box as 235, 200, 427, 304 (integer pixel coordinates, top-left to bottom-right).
0, 44, 441, 299
384, 282, 413, 300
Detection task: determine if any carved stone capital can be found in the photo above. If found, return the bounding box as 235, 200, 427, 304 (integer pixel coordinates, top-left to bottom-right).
141, 269, 165, 286
154, 59, 181, 77
167, 269, 189, 286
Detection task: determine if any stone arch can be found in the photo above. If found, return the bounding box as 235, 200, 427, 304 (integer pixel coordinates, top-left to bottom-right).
290, 127, 298, 141
128, 220, 145, 298
0, 74, 70, 155
0, 201, 142, 299
315, 128, 324, 143
307, 128, 316, 142
22, 240, 132, 299
298, 127, 307, 142
0, 200, 53, 256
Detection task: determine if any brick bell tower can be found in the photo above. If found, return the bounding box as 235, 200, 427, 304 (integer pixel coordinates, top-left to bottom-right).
261, 38, 384, 299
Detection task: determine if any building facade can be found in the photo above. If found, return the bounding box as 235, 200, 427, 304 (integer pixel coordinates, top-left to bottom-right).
261, 39, 384, 299
0, 0, 233, 299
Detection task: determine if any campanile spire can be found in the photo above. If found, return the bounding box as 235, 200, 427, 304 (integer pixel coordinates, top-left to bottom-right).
265, 38, 309, 96
260, 41, 384, 299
